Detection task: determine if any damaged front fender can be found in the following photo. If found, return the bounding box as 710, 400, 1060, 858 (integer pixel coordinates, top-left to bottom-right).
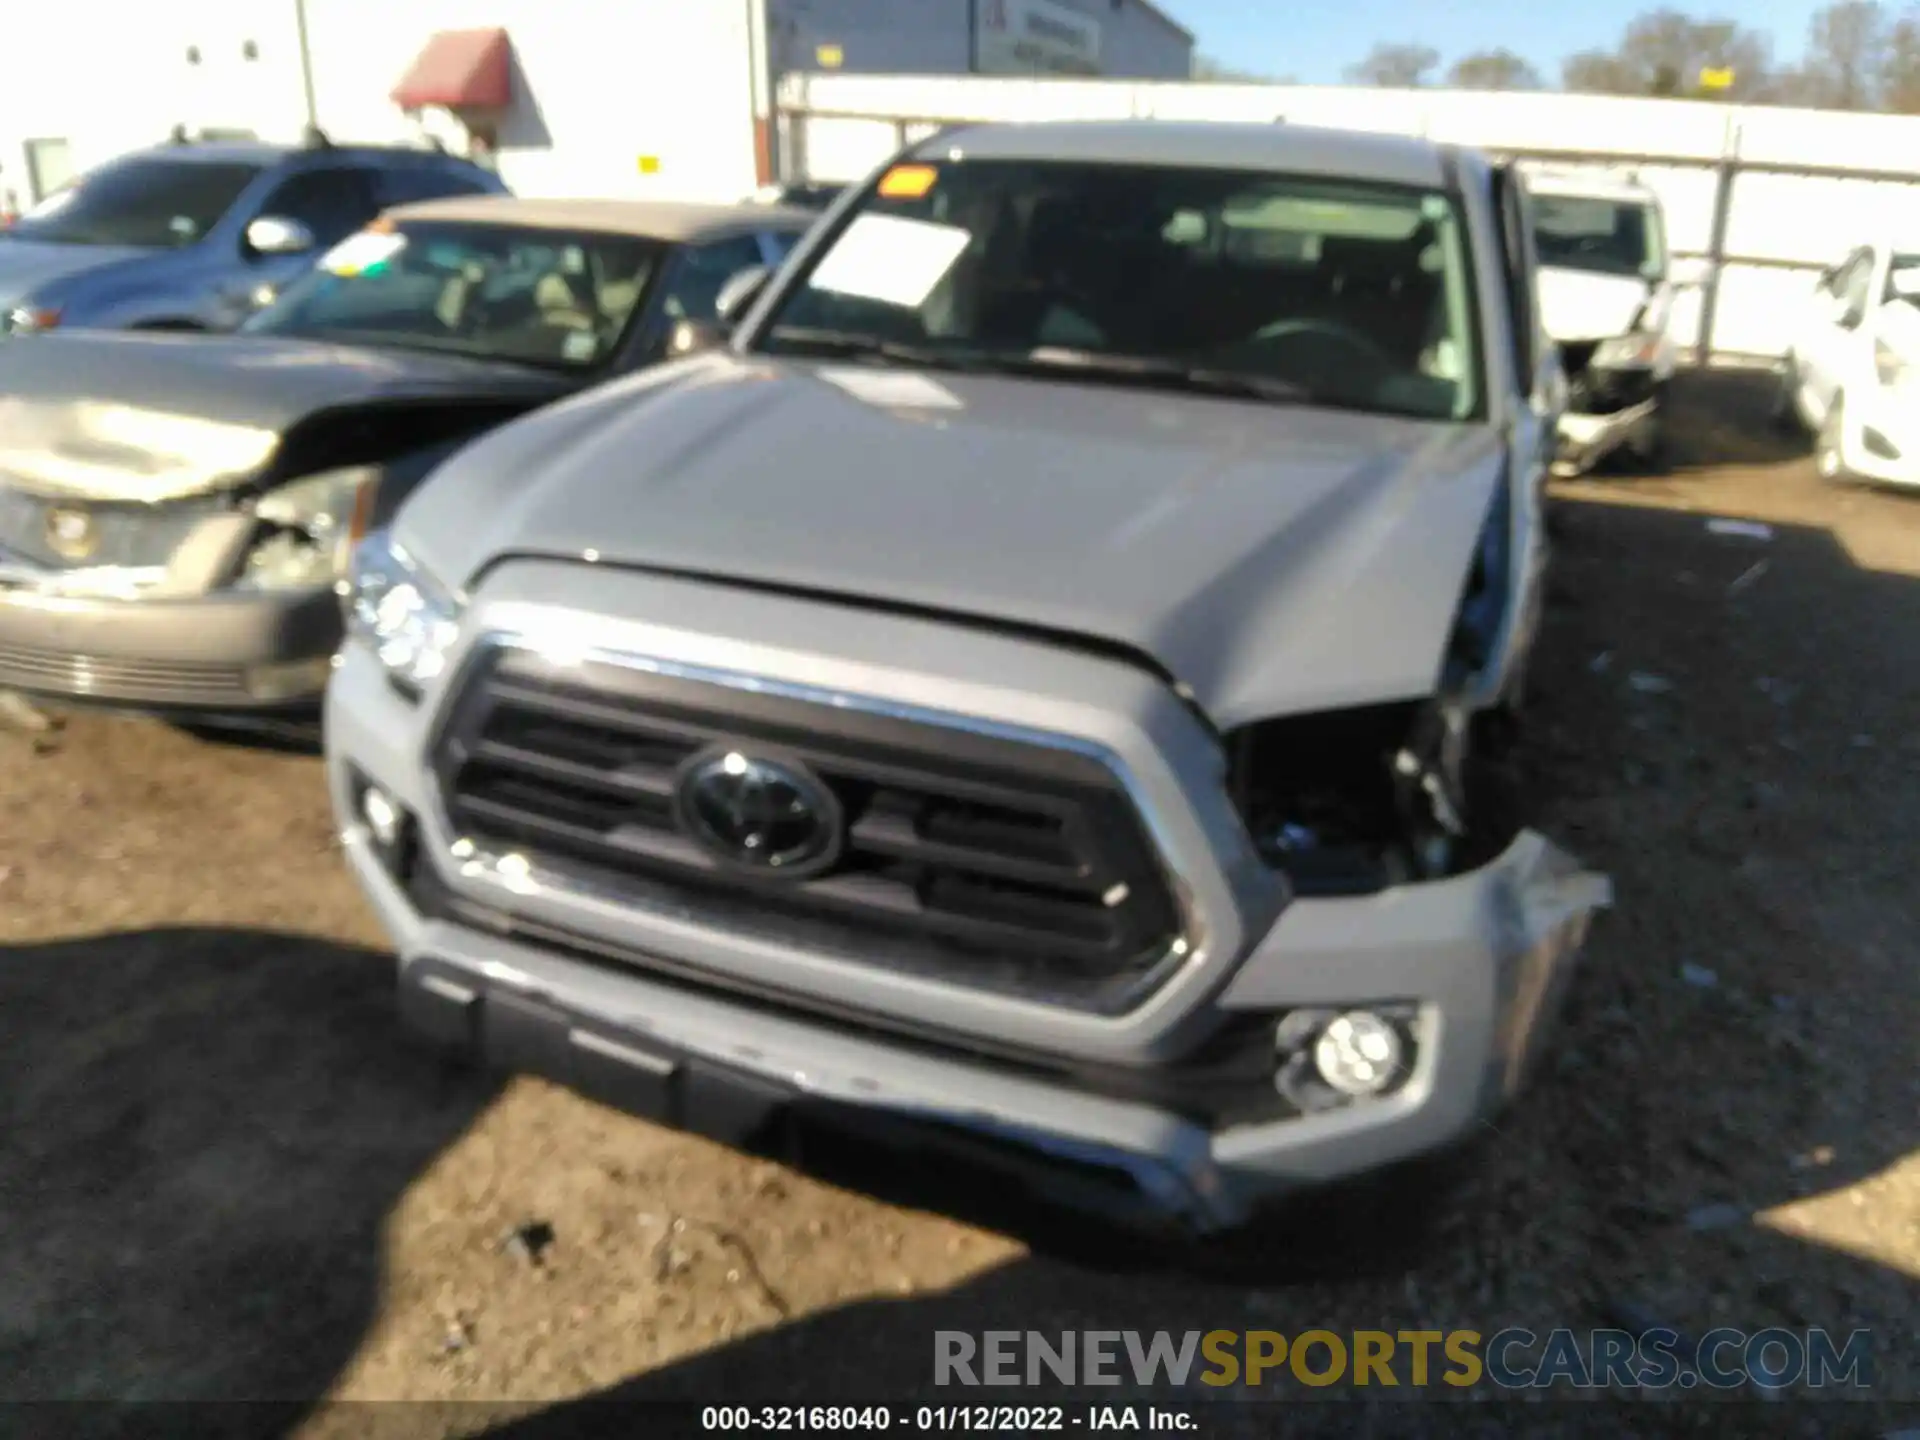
1212, 828, 1612, 1182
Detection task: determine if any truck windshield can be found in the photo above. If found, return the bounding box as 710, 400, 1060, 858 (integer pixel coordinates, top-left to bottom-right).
754, 158, 1483, 422
244, 221, 665, 371
1533, 194, 1666, 281
6, 158, 263, 248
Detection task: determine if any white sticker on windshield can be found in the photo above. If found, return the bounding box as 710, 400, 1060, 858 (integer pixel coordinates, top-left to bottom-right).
807, 213, 971, 309
561, 330, 600, 362
321, 230, 407, 277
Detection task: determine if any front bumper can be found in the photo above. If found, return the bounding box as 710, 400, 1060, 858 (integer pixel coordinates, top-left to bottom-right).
326, 622, 1611, 1232
0, 577, 342, 710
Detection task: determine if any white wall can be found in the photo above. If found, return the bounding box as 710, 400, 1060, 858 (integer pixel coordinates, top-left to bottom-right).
778, 73, 1920, 358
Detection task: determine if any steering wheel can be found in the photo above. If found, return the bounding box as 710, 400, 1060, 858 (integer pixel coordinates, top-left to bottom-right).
1245, 316, 1396, 372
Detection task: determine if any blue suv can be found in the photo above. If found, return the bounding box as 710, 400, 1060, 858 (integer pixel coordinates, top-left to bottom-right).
0, 132, 506, 335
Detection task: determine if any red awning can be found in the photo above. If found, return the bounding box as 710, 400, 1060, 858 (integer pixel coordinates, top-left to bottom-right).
391, 28, 512, 111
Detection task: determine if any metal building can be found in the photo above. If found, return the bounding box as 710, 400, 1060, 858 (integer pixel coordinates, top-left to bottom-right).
0, 0, 1194, 213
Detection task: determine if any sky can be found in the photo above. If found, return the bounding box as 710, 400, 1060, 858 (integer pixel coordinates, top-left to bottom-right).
1160, 0, 1836, 86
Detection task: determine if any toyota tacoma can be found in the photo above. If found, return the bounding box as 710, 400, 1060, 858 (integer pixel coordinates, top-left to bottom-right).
326, 121, 1612, 1243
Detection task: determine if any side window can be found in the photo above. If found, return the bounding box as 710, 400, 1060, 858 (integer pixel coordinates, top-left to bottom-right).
660, 234, 767, 322
255, 166, 380, 248
1492, 167, 1538, 385
761, 229, 802, 266
375, 165, 492, 209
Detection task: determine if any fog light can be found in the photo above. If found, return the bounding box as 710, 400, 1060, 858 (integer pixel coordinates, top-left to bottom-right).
1312, 1011, 1405, 1098
362, 785, 402, 850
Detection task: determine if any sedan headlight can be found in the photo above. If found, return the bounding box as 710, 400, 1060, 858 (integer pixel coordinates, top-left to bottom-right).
236, 465, 380, 590
1875, 338, 1908, 387
346, 528, 463, 693
1591, 331, 1662, 369
3, 304, 61, 334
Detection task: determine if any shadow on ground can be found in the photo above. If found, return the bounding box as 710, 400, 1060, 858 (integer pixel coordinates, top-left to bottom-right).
0, 929, 500, 1405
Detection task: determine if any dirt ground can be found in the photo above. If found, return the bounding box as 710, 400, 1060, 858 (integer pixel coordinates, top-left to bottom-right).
0, 371, 1915, 1435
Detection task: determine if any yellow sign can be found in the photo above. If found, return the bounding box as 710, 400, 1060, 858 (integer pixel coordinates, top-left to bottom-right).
637, 155, 661, 175
816, 43, 844, 68
1700, 66, 1734, 90
877, 164, 938, 199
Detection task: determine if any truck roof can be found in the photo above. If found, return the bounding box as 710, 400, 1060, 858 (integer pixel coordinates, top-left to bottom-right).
1522, 165, 1658, 203
919, 120, 1452, 190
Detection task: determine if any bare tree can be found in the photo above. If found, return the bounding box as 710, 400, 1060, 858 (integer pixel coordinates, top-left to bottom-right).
1562, 9, 1775, 99
1561, 49, 1641, 93
1192, 53, 1279, 83
1446, 49, 1545, 90
1799, 0, 1888, 107
1884, 8, 1920, 110
1345, 43, 1440, 88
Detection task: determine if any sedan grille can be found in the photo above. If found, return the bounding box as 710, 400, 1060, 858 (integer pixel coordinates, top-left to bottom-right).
432, 645, 1189, 1015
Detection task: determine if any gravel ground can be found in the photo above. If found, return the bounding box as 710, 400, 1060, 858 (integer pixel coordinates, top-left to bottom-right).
0, 372, 1914, 1437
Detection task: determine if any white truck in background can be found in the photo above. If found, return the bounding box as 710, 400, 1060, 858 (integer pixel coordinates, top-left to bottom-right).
1525, 167, 1704, 476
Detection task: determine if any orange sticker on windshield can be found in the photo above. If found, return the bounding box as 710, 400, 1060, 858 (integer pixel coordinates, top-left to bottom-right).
878, 164, 938, 199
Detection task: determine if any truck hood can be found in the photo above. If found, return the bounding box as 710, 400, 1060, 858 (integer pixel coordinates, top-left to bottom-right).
1538, 266, 1653, 343
0, 331, 571, 503
400, 355, 1509, 728
0, 238, 152, 310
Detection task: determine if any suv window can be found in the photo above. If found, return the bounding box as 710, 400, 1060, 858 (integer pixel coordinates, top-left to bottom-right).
255, 166, 380, 249
661, 234, 766, 322
7, 157, 263, 248
375, 165, 495, 208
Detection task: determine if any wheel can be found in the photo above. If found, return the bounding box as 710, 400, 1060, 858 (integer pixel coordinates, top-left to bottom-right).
1770, 357, 1803, 432
1628, 408, 1670, 474
1815, 393, 1851, 482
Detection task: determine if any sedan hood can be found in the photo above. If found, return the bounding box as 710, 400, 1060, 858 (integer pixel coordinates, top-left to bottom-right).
0, 331, 571, 503
400, 356, 1508, 728
0, 239, 152, 310
1538, 267, 1653, 343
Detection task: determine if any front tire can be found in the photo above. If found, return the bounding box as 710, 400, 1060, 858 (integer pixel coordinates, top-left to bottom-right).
1771, 358, 1803, 433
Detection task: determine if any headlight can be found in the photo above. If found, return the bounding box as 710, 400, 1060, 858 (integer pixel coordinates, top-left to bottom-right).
346, 528, 462, 693
4, 304, 61, 334
236, 465, 380, 590
1591, 331, 1662, 369
1875, 339, 1907, 387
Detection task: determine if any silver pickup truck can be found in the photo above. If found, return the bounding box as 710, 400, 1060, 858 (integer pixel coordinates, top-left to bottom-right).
325, 120, 1610, 1248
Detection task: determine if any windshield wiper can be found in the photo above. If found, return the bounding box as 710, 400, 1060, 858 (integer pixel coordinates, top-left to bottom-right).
766, 325, 989, 371
1017, 347, 1313, 403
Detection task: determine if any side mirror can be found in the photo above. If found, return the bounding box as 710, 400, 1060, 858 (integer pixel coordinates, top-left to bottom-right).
713, 264, 771, 328
667, 318, 726, 358
245, 215, 316, 257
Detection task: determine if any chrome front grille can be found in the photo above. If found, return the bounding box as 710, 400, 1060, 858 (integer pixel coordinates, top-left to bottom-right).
432, 644, 1189, 1015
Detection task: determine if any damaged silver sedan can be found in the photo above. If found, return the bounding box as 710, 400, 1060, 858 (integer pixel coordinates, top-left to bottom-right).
326, 120, 1611, 1247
